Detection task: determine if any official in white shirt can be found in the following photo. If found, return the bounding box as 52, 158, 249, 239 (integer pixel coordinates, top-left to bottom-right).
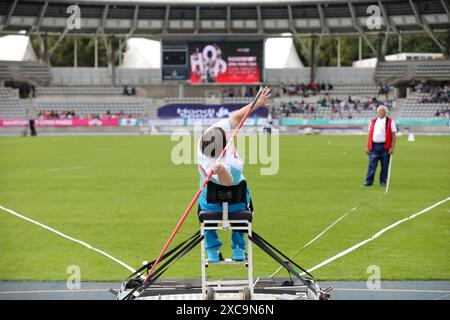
364, 105, 397, 187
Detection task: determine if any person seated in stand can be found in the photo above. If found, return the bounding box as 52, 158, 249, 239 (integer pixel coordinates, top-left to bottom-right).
197, 86, 272, 262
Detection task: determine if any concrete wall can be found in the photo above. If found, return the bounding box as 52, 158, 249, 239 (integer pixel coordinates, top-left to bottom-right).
264, 67, 375, 85
51, 67, 376, 87
52, 67, 161, 86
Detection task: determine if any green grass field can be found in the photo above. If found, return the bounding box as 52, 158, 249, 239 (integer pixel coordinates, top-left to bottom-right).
0, 134, 449, 281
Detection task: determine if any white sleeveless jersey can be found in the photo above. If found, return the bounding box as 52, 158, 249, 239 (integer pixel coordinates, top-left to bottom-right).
197, 118, 244, 184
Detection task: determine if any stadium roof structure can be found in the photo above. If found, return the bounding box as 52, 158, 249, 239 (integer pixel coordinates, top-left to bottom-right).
0, 0, 449, 38
0, 0, 448, 77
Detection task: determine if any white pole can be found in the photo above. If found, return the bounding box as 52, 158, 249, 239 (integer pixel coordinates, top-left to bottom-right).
94, 36, 98, 68
337, 36, 341, 68
385, 154, 393, 194
358, 36, 362, 61
74, 38, 77, 68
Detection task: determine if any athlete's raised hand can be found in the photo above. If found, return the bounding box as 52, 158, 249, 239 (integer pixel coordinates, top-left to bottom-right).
254, 86, 272, 109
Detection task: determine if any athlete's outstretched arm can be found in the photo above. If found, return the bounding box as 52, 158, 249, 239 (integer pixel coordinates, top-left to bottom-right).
229, 86, 272, 129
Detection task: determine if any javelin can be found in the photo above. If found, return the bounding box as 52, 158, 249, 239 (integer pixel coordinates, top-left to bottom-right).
385, 154, 393, 194
142, 86, 267, 285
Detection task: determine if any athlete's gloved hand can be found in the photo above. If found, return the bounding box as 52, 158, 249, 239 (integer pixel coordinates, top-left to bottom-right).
254, 86, 272, 109
212, 163, 226, 174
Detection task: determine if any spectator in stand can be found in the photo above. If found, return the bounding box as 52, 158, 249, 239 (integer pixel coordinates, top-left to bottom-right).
244, 86, 250, 97
295, 82, 301, 94
288, 84, 297, 96
319, 83, 326, 92
309, 82, 319, 93
301, 83, 308, 97
280, 82, 287, 96
339, 99, 346, 115
418, 83, 449, 104
330, 106, 338, 119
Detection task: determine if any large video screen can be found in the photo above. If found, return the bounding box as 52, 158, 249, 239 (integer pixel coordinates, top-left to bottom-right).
189, 41, 263, 84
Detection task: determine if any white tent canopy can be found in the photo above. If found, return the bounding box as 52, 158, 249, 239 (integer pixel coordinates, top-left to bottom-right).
264, 36, 303, 68
352, 52, 444, 68
0, 35, 38, 61
121, 38, 161, 69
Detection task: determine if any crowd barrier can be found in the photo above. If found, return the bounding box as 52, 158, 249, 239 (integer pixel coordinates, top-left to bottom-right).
1, 118, 448, 127
0, 119, 119, 127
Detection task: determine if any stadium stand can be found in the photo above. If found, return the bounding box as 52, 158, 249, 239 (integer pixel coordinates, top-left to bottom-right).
0, 65, 13, 82
414, 63, 450, 79
275, 95, 395, 119
375, 63, 408, 82
327, 86, 387, 95
165, 97, 205, 104
401, 99, 449, 118
19, 64, 52, 84
265, 68, 375, 85
0, 61, 51, 84
0, 87, 26, 119
35, 99, 148, 119
51, 68, 161, 86
401, 84, 450, 118
223, 97, 254, 104
375, 61, 450, 84
279, 84, 391, 96
165, 97, 256, 105
36, 86, 124, 96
